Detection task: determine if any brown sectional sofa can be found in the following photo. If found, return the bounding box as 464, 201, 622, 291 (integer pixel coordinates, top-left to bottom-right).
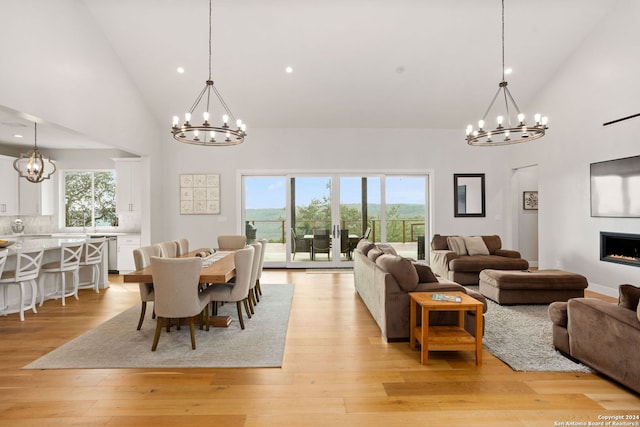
548, 285, 640, 394
429, 234, 529, 285
353, 239, 487, 342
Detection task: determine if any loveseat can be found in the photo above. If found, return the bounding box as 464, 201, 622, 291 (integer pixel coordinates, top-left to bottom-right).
353, 239, 487, 342
548, 284, 640, 394
429, 234, 529, 285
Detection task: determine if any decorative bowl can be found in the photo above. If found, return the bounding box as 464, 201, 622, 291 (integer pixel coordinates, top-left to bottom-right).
0, 240, 15, 248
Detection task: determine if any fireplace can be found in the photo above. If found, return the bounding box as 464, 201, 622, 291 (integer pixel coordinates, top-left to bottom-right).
600, 232, 640, 267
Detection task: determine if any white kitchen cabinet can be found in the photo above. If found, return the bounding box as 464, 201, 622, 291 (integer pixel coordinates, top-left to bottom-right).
19, 176, 54, 215
114, 158, 142, 213
0, 155, 19, 216
116, 234, 141, 273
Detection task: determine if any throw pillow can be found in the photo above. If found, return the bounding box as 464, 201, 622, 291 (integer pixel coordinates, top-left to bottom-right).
618, 284, 640, 311
463, 236, 490, 256
356, 239, 375, 256
377, 243, 398, 256
447, 236, 467, 255
367, 247, 384, 261
413, 262, 438, 283
376, 254, 419, 292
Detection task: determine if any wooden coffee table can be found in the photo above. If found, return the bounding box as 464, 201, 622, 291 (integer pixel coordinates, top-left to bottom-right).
409, 291, 483, 365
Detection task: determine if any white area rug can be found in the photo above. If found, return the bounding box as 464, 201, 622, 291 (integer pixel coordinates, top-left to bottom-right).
481, 296, 591, 372
24, 284, 294, 369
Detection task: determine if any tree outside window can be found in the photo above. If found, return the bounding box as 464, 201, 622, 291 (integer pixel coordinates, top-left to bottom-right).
64, 171, 117, 228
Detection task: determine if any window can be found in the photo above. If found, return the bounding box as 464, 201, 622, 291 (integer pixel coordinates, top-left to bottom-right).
64, 170, 117, 228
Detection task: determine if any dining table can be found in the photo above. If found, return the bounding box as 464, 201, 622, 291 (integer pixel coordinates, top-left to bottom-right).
123, 248, 236, 327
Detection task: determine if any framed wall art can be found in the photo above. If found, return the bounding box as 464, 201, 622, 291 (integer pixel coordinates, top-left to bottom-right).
180, 173, 220, 215
523, 191, 538, 210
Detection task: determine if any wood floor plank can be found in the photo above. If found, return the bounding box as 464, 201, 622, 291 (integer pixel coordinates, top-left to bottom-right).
0, 269, 637, 426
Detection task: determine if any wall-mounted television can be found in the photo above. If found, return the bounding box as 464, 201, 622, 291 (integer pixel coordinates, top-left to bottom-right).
590, 154, 640, 217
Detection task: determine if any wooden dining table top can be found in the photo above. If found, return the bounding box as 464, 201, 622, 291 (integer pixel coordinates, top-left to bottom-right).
122, 249, 236, 284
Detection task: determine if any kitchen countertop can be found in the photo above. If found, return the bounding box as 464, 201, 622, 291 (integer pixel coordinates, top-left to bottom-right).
3, 237, 87, 256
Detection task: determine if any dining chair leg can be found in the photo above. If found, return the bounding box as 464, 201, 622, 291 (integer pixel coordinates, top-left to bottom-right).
254, 286, 260, 303
248, 291, 255, 314
151, 317, 164, 351
256, 280, 262, 296
243, 298, 252, 319
189, 318, 196, 349
236, 301, 245, 330
137, 302, 147, 330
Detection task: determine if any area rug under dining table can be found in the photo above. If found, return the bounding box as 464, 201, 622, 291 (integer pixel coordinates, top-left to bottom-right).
24, 283, 294, 370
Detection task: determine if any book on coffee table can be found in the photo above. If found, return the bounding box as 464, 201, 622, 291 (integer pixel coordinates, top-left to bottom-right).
431, 293, 462, 303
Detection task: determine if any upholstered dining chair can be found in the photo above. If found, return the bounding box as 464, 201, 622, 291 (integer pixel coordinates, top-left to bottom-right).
149, 256, 211, 351
247, 241, 262, 312
157, 241, 178, 258
217, 235, 246, 250
255, 239, 267, 297
38, 241, 83, 306
77, 237, 106, 293
174, 238, 190, 256
133, 245, 161, 330
207, 245, 254, 330
0, 247, 44, 321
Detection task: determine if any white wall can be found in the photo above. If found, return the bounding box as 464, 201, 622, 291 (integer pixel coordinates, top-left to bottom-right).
158, 128, 513, 252
0, 0, 162, 244
509, 0, 640, 296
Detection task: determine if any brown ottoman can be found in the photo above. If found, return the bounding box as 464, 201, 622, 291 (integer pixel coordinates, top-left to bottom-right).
479, 269, 588, 305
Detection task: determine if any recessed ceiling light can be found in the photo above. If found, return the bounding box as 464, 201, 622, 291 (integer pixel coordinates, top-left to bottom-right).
504, 67, 513, 75
13, 134, 23, 138
285, 66, 293, 74
177, 67, 185, 74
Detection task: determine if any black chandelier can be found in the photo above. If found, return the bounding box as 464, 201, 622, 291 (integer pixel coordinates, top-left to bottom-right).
13, 122, 56, 183
171, 0, 246, 146
465, 0, 548, 146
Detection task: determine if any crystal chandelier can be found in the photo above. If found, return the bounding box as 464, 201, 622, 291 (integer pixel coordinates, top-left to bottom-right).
13, 122, 56, 183
465, 0, 548, 146
171, 0, 246, 146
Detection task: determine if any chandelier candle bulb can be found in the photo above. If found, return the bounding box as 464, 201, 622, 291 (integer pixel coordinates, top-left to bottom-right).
185, 113, 191, 124
172, 116, 179, 126
534, 113, 541, 124
478, 120, 485, 130
497, 115, 504, 127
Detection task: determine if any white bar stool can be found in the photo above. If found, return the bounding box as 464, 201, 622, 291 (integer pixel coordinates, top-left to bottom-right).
77, 237, 106, 293
38, 241, 83, 306
0, 247, 44, 321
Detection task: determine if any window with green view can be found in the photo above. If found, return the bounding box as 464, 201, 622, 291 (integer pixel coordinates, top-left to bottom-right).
64, 170, 117, 228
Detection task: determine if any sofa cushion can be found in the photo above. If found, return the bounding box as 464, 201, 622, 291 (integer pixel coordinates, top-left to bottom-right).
377, 243, 397, 256
450, 255, 528, 273
618, 284, 640, 311
548, 301, 569, 327
481, 235, 502, 254
463, 236, 489, 256
356, 239, 375, 256
376, 255, 419, 292
431, 234, 449, 250
413, 262, 438, 283
367, 247, 384, 261
447, 236, 468, 255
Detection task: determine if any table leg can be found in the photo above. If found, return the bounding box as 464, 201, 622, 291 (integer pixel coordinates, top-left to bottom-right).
421, 306, 429, 364
475, 305, 483, 365
409, 299, 416, 350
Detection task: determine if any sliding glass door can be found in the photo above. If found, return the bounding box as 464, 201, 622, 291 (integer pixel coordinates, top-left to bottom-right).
242, 172, 429, 268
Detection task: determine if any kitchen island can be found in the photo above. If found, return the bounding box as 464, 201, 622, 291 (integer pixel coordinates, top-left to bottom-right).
1, 237, 108, 319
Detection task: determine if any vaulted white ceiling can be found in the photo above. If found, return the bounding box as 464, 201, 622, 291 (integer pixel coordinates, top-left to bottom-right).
0, 0, 619, 148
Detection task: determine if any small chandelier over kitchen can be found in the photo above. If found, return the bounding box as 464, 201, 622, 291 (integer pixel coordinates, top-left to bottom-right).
13, 122, 56, 183
465, 0, 548, 146
171, 0, 246, 146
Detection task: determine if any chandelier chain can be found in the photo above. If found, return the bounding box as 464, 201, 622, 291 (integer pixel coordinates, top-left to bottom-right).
501, 0, 505, 82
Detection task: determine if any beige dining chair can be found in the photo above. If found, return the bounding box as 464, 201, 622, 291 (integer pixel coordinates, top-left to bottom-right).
157, 241, 178, 258
217, 235, 246, 250
247, 241, 262, 313
0, 247, 44, 321
255, 239, 267, 297
207, 245, 254, 330
38, 241, 83, 306
77, 237, 106, 293
133, 245, 161, 330
174, 238, 190, 256
150, 256, 211, 351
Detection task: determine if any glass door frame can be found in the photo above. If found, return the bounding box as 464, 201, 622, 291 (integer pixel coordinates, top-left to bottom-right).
238, 169, 433, 269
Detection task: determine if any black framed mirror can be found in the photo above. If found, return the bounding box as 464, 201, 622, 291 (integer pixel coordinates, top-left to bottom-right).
454, 173, 486, 217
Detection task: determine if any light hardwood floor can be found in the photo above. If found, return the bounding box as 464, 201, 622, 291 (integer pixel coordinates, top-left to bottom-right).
0, 270, 637, 426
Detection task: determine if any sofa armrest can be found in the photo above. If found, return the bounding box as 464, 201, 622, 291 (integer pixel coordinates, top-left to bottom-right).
493, 249, 522, 258
465, 288, 488, 313
429, 250, 458, 277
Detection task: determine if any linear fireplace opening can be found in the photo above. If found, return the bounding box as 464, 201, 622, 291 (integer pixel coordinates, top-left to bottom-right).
600, 232, 640, 267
